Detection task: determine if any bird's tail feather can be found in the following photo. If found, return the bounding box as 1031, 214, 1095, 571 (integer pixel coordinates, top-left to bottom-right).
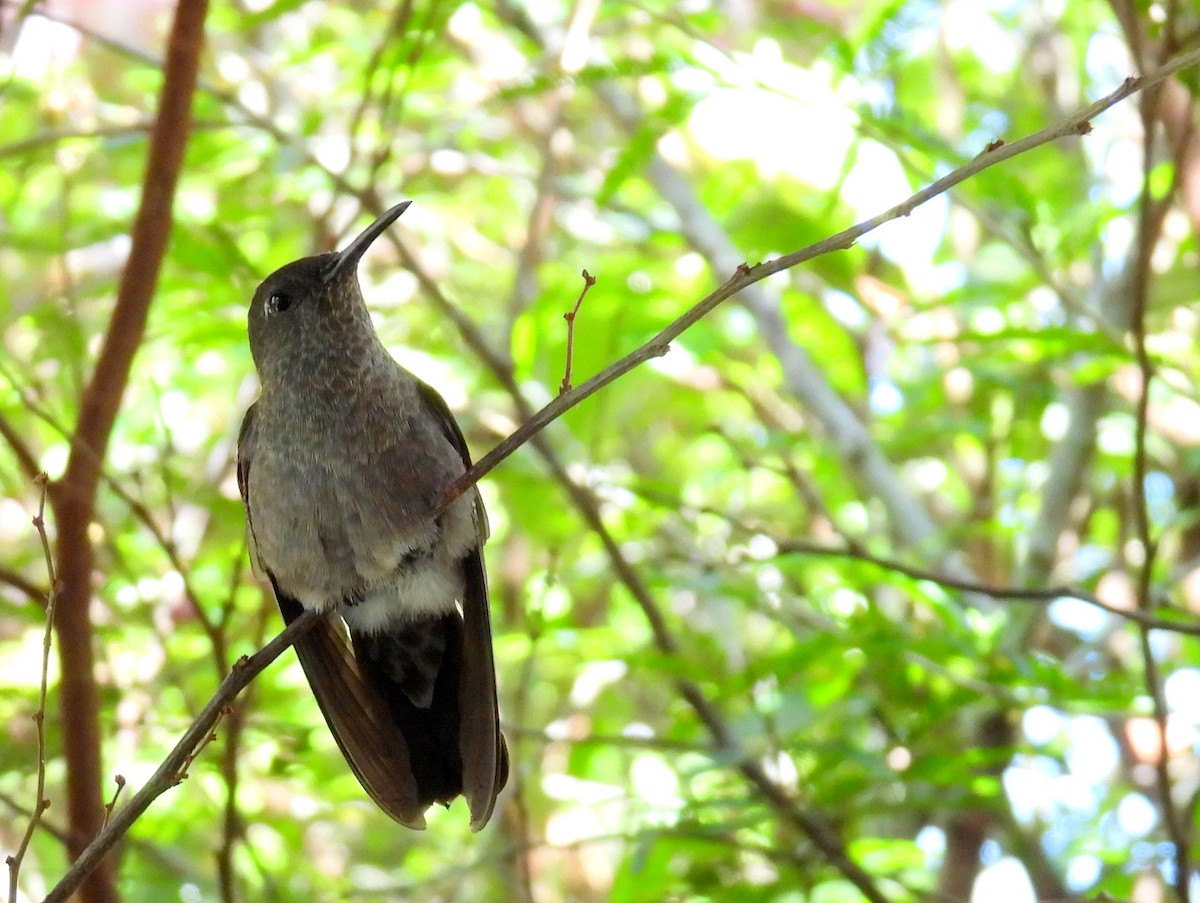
274, 560, 508, 830
276, 591, 429, 828
352, 614, 465, 807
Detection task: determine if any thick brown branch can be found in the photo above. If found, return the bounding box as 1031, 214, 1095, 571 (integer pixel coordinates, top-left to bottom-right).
48, 3, 209, 901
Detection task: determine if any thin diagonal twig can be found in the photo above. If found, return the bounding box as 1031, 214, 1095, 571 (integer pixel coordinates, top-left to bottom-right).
42, 608, 321, 903
439, 42, 1200, 508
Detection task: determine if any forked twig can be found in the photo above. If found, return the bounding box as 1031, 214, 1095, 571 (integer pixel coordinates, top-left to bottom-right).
6, 475, 62, 903
559, 269, 596, 395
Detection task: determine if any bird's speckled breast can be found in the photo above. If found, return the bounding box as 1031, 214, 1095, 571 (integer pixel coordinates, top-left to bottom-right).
246, 380, 480, 628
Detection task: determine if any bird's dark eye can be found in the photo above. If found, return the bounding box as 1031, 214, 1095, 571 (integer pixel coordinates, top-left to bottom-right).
266, 292, 293, 315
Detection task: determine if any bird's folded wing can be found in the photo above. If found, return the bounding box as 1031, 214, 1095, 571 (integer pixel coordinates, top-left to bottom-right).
276, 591, 429, 829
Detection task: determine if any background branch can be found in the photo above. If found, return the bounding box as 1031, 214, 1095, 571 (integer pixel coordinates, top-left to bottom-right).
45, 3, 209, 901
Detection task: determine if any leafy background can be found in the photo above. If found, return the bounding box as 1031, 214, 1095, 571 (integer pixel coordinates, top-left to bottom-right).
2, 0, 1200, 901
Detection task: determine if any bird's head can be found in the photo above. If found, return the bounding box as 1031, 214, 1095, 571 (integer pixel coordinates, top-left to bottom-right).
247, 201, 411, 385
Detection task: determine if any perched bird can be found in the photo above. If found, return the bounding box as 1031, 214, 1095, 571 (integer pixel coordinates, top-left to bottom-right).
236, 201, 507, 830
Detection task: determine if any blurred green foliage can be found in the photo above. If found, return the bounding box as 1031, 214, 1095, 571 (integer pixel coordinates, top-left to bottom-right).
3, 1, 1200, 901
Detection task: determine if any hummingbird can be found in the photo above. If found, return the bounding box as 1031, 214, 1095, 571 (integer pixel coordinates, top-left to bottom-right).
236, 201, 508, 830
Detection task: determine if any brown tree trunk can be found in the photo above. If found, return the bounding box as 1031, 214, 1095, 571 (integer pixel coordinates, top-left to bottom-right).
51, 2, 210, 900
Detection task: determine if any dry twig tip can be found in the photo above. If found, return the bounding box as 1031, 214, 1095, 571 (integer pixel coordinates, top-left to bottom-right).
559, 269, 597, 395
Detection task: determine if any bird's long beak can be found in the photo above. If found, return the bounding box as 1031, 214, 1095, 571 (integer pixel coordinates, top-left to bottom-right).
321, 200, 412, 284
